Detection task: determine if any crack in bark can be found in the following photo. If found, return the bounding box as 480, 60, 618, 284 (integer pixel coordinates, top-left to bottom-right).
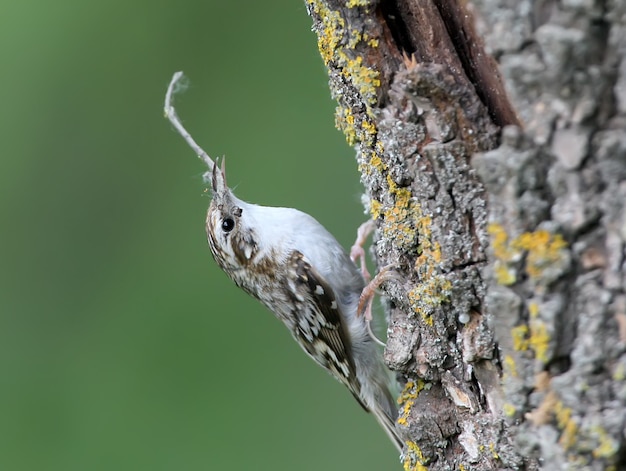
379, 0, 416, 55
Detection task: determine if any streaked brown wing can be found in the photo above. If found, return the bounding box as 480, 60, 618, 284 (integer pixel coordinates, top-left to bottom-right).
287, 251, 365, 408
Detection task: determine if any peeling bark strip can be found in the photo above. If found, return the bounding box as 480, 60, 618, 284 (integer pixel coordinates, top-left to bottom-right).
306, 0, 524, 469
307, 0, 626, 469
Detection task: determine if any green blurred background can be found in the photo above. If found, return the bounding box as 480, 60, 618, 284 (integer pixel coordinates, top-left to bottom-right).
0, 0, 399, 469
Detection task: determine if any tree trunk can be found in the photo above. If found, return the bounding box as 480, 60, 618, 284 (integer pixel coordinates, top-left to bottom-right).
305, 0, 626, 469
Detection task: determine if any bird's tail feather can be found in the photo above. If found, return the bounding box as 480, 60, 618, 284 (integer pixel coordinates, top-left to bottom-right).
371, 396, 403, 452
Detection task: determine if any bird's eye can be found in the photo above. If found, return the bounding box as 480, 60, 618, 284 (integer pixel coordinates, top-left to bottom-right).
221, 217, 235, 233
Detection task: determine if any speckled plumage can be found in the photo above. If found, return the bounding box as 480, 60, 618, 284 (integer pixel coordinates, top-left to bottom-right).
206, 165, 402, 451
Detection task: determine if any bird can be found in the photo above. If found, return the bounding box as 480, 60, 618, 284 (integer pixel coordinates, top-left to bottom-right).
164, 71, 402, 452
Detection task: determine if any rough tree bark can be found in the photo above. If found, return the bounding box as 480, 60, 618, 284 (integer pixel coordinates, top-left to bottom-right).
305, 0, 626, 469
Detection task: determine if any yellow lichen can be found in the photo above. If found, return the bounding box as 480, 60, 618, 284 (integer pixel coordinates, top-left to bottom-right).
487, 223, 518, 263
503, 354, 518, 377
397, 415, 410, 427
308, 0, 451, 329
528, 318, 550, 364
503, 402, 517, 417
521, 301, 551, 363
360, 118, 377, 145
512, 230, 568, 279
306, 0, 345, 66
592, 426, 619, 459
511, 325, 529, 351
369, 153, 386, 172
555, 401, 578, 450
612, 363, 626, 381
397, 414, 410, 428
347, 29, 362, 49
408, 275, 452, 322
342, 55, 380, 105
378, 179, 420, 252
335, 106, 357, 145
403, 441, 429, 471
346, 0, 370, 6
307, 0, 380, 151
375, 140, 384, 154
307, 0, 384, 175
398, 380, 425, 403
487, 224, 568, 285
397, 380, 426, 426
370, 199, 382, 220
332, 71, 379, 144
375, 197, 449, 319
488, 443, 500, 460
494, 261, 516, 285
